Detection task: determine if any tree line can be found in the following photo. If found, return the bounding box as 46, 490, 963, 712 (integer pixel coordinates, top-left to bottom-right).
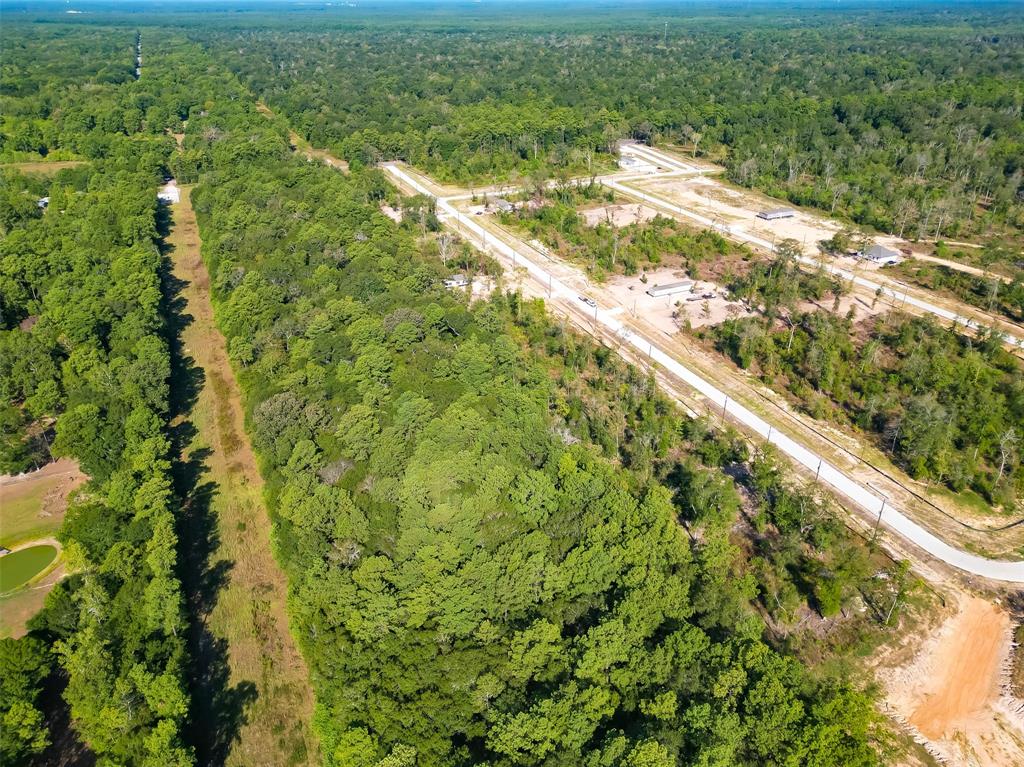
707, 249, 1023, 509
0, 26, 226, 766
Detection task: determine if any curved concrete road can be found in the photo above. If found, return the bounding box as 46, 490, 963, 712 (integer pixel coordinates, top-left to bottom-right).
385, 162, 1024, 584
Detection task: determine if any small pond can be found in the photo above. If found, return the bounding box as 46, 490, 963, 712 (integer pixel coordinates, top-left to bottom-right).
0, 545, 57, 592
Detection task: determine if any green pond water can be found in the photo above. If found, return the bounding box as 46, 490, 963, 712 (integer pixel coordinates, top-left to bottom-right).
0, 545, 57, 592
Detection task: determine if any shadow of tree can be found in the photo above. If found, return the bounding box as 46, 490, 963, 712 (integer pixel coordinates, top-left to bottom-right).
161, 212, 259, 766
31, 670, 96, 767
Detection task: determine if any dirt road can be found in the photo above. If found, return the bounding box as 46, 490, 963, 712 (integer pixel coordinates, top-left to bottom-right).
165, 186, 318, 766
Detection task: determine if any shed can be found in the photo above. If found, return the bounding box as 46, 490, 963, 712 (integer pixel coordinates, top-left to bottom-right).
443, 274, 470, 288
756, 208, 795, 221
646, 280, 694, 298
494, 199, 515, 213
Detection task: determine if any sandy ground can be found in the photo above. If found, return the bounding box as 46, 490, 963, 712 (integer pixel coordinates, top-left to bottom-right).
0, 456, 82, 488
602, 266, 752, 333
1, 458, 85, 542
380, 203, 403, 223
581, 203, 662, 227
636, 175, 848, 253
885, 595, 1024, 766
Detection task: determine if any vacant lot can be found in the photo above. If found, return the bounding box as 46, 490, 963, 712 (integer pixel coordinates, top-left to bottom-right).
0, 458, 85, 547
634, 174, 847, 255
581, 203, 661, 227
887, 595, 1024, 766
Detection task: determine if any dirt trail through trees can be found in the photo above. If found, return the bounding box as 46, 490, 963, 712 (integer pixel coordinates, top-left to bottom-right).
165, 187, 318, 765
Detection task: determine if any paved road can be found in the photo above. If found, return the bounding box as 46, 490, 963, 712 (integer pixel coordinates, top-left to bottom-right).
385, 162, 1024, 584
606, 150, 1024, 350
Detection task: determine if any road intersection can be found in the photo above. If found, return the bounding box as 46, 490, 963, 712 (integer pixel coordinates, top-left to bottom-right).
385, 160, 1024, 584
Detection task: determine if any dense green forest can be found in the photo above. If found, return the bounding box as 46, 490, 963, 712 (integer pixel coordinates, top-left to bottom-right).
0, 28, 198, 765
201, 7, 1024, 246
2, 5, 1007, 765
176, 35, 921, 764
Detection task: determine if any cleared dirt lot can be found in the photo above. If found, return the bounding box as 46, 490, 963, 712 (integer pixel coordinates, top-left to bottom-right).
634, 174, 847, 254
581, 203, 662, 227
885, 595, 1024, 766
601, 266, 752, 334
0, 458, 85, 547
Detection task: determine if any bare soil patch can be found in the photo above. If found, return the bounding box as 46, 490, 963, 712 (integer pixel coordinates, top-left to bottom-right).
885, 595, 1024, 766
581, 203, 661, 227
1, 458, 86, 547
637, 175, 847, 253
601, 267, 752, 333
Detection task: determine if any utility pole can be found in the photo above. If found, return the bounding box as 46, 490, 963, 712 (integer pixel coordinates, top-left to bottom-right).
872, 498, 886, 543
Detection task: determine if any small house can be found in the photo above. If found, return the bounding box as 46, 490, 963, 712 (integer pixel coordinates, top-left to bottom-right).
443, 274, 470, 289
861, 244, 902, 266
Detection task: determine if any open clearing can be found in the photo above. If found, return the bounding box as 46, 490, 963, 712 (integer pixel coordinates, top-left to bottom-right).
602, 267, 750, 333
167, 186, 319, 765
0, 160, 87, 175
0, 459, 82, 636
1, 458, 85, 547
885, 595, 1024, 766
635, 174, 848, 252
0, 556, 65, 639
581, 202, 661, 227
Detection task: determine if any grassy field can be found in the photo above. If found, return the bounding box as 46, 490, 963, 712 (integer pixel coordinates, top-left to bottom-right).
0, 576, 56, 638
0, 459, 84, 547
164, 187, 319, 766
0, 160, 88, 175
